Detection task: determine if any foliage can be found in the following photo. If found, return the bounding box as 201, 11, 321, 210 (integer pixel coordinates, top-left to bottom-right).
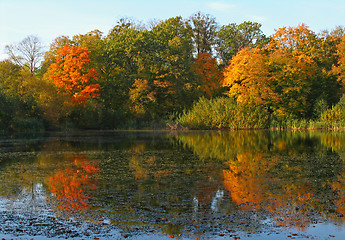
222, 47, 279, 107
221, 24, 336, 120
3, 16, 345, 131
192, 52, 222, 98
267, 49, 315, 117
333, 35, 345, 86
320, 94, 345, 128
129, 78, 156, 119
178, 97, 270, 129
189, 12, 218, 54
0, 60, 44, 132
217, 21, 266, 66
46, 45, 100, 104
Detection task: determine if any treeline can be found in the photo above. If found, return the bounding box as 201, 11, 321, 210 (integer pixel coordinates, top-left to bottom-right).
1, 12, 345, 131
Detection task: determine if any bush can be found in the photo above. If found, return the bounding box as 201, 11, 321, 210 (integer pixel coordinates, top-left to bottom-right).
178, 97, 270, 129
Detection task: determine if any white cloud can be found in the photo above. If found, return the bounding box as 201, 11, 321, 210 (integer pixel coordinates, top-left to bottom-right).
207, 1, 235, 12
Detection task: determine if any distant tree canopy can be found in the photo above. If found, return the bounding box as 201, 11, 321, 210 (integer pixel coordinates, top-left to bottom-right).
1, 14, 345, 131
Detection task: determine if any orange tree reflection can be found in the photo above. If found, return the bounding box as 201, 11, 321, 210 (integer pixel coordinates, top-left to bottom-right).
177, 130, 345, 230
48, 155, 99, 212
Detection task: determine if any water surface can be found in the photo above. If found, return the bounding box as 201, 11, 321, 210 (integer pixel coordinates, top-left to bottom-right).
0, 130, 345, 239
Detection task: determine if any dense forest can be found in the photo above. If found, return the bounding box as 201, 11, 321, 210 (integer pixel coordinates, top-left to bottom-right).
1, 12, 345, 132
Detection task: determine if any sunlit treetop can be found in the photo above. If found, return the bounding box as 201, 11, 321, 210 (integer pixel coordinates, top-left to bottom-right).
47, 45, 100, 104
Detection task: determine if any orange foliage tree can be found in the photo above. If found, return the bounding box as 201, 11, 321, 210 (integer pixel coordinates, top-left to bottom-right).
193, 52, 222, 98
223, 24, 319, 118
222, 47, 279, 107
47, 45, 100, 104
265, 23, 318, 56
333, 35, 345, 86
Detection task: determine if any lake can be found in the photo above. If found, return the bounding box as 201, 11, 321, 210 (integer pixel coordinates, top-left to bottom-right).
0, 130, 345, 239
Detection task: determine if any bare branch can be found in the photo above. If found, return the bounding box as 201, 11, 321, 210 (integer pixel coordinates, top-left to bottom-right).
5, 35, 44, 73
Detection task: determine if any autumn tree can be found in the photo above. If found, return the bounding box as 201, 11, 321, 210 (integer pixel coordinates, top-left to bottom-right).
103, 17, 198, 121
319, 26, 345, 71
71, 30, 105, 72
41, 31, 104, 76
333, 34, 345, 86
266, 24, 319, 56
46, 45, 100, 104
129, 78, 156, 118
265, 24, 326, 117
222, 47, 279, 107
0, 60, 22, 94
312, 26, 345, 107
268, 49, 315, 117
193, 52, 222, 98
222, 25, 319, 118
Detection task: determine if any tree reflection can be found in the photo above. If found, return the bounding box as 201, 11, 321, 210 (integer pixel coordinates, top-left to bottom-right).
48, 155, 99, 212
177, 130, 345, 230
2, 131, 345, 238
331, 170, 345, 219
223, 152, 314, 231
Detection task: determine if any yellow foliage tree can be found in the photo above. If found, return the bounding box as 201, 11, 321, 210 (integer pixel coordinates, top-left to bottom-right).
333, 35, 345, 86
223, 24, 319, 118
222, 47, 279, 106
268, 50, 315, 117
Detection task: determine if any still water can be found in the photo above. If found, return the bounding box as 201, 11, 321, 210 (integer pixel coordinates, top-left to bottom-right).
0, 130, 345, 239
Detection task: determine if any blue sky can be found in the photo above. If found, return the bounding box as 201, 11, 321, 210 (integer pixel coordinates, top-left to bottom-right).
1, 0, 345, 59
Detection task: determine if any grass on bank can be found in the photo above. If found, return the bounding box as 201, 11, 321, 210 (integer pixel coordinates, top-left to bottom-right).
177, 96, 345, 130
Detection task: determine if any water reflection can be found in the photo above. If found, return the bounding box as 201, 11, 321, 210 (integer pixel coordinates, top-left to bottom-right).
178, 131, 345, 231
0, 130, 345, 239
48, 154, 99, 212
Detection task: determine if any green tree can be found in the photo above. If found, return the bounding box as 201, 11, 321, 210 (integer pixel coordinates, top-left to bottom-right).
102, 18, 143, 119
217, 21, 266, 66
0, 60, 43, 130
148, 16, 197, 116
189, 12, 218, 55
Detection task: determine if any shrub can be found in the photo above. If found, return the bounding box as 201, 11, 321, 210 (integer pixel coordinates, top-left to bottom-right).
178, 97, 270, 129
